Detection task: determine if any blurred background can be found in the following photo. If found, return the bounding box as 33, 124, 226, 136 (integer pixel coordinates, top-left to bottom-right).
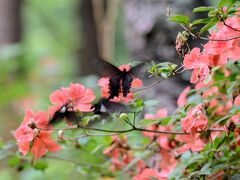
0, 0, 217, 179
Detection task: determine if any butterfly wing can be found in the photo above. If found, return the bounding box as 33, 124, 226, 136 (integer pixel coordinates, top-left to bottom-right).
49, 111, 66, 125
129, 61, 151, 78
91, 58, 121, 76
102, 99, 128, 114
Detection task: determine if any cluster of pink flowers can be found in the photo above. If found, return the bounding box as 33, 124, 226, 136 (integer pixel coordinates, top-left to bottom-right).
14, 83, 95, 160
13, 110, 60, 161
138, 109, 178, 179
48, 83, 95, 121
183, 15, 240, 85
98, 64, 142, 103
103, 135, 145, 173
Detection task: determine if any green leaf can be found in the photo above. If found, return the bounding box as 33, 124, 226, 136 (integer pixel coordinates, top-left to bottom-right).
33, 160, 48, 171
218, 0, 237, 8
200, 18, 218, 34
193, 6, 215, 13
199, 162, 212, 175
7, 156, 21, 167
212, 66, 221, 71
213, 136, 226, 150
181, 151, 192, 165
192, 18, 212, 26
169, 15, 190, 25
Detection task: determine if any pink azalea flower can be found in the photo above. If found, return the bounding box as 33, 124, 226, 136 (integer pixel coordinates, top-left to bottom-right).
234, 95, 240, 106
214, 99, 232, 116
203, 15, 240, 65
157, 126, 172, 150
158, 150, 177, 178
103, 135, 134, 172
68, 83, 95, 112
133, 168, 165, 180
177, 86, 191, 107
48, 83, 95, 117
195, 79, 213, 90
143, 109, 168, 138
13, 109, 60, 160
97, 64, 142, 103
183, 48, 211, 84
144, 109, 168, 120
31, 131, 60, 160
175, 134, 204, 154
181, 104, 208, 134
183, 48, 201, 69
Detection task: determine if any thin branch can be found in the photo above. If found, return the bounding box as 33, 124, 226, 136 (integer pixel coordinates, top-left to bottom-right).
46, 125, 224, 136
221, 18, 240, 32
124, 119, 134, 127
200, 35, 240, 42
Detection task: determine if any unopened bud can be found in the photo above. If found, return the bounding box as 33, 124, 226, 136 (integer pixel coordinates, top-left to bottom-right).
58, 130, 64, 140
119, 113, 128, 120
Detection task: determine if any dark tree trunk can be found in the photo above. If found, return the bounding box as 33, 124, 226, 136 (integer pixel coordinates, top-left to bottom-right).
79, 0, 99, 75
79, 0, 120, 76
0, 0, 21, 48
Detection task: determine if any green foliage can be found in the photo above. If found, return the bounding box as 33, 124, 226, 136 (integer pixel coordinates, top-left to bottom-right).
148, 62, 178, 79
169, 15, 190, 27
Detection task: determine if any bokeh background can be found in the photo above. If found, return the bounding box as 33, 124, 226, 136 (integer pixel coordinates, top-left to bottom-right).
0, 0, 219, 179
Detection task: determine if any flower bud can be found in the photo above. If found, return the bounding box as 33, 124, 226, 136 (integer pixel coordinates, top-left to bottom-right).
58, 130, 64, 140
119, 113, 128, 120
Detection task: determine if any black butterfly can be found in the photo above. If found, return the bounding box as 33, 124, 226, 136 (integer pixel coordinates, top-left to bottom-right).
92, 98, 127, 115
49, 104, 78, 125
92, 58, 149, 99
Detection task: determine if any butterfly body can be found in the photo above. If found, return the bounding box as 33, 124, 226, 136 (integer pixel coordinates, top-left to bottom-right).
92, 58, 148, 100
108, 68, 134, 99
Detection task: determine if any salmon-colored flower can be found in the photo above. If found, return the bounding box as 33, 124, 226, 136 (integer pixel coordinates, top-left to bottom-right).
234, 95, 240, 106
175, 134, 204, 154
31, 131, 60, 160
103, 135, 133, 172
183, 48, 211, 84
143, 109, 168, 138
48, 83, 95, 117
177, 86, 191, 107
158, 150, 177, 178
181, 104, 208, 134
13, 109, 60, 160
133, 168, 164, 180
